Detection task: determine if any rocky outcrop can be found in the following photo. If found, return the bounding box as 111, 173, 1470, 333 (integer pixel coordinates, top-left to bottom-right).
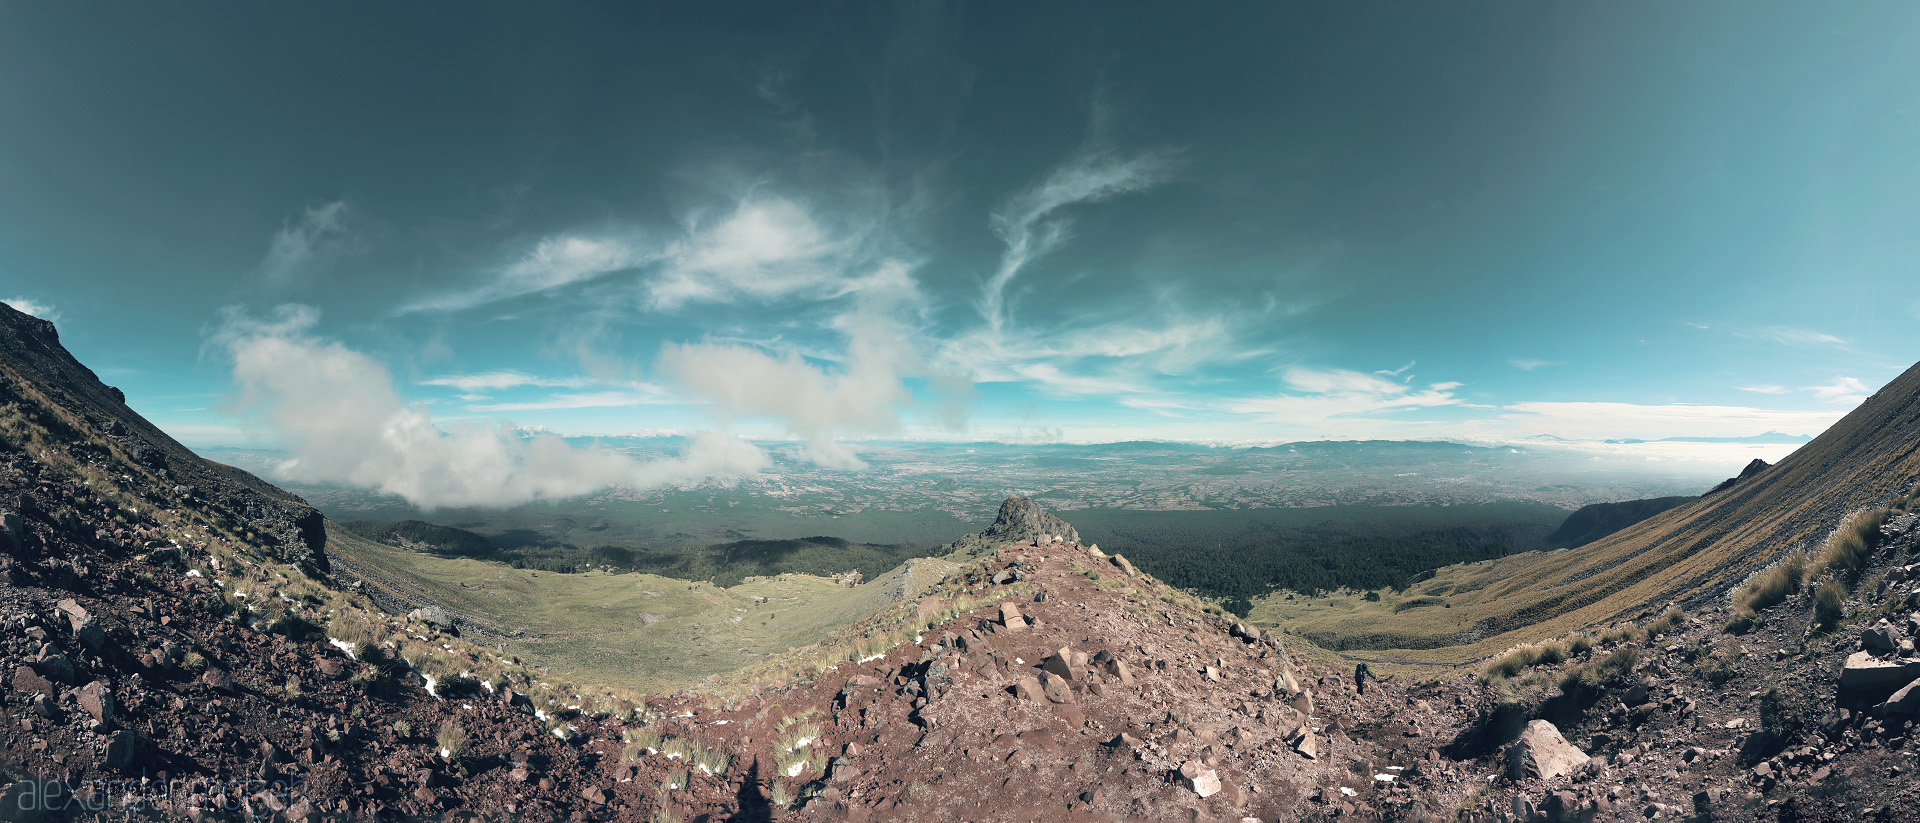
1705, 458, 1772, 495
946, 496, 1081, 554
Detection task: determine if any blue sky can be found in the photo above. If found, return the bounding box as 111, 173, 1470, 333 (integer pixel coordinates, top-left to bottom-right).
4, 3, 1919, 501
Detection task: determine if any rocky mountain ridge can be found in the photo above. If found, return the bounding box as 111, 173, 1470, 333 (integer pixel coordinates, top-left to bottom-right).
6, 305, 1920, 821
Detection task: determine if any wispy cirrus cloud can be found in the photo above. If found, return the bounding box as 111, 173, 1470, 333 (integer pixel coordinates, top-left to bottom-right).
1735, 326, 1847, 347
1226, 367, 1463, 423
259, 201, 353, 291
1494, 401, 1841, 441
983, 145, 1178, 330
1509, 358, 1562, 371
401, 234, 655, 314
465, 388, 676, 413
1734, 384, 1789, 394
418, 371, 595, 392
1806, 376, 1869, 404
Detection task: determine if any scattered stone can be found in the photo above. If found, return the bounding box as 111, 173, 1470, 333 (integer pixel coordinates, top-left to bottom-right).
11, 665, 52, 697
1879, 677, 1920, 715
1038, 671, 1076, 704
202, 669, 234, 693
1841, 652, 1920, 697
1288, 726, 1319, 760
407, 606, 451, 628
998, 602, 1026, 632
77, 680, 114, 728
1863, 619, 1900, 653
1040, 647, 1079, 682
1179, 761, 1222, 798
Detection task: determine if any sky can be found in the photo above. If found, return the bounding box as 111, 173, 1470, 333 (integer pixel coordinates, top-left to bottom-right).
4, 3, 1920, 505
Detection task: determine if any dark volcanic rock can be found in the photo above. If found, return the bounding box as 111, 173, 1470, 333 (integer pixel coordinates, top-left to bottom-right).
1706, 458, 1772, 496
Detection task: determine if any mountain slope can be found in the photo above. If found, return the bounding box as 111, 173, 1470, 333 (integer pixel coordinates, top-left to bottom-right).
1274, 361, 1920, 660
0, 303, 326, 571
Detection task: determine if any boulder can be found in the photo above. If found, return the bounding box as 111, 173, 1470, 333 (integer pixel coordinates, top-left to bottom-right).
1840, 651, 1920, 698
55, 599, 105, 650
1040, 647, 1079, 682
102, 730, 141, 772
1862, 619, 1900, 653
408, 606, 451, 628
77, 680, 114, 728
1014, 676, 1047, 704
202, 668, 234, 693
1877, 677, 1920, 715
30, 653, 74, 685
1178, 761, 1221, 798
1506, 720, 1589, 781
11, 665, 52, 697
1038, 671, 1075, 704
1110, 554, 1138, 577
1288, 726, 1319, 760
998, 602, 1026, 632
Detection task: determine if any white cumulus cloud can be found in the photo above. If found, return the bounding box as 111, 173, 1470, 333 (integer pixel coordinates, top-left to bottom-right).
654, 262, 936, 470
214, 305, 765, 509
2, 298, 59, 322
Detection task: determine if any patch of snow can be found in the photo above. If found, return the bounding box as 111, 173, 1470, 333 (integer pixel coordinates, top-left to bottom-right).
440, 748, 451, 759
552, 727, 570, 740
1339, 787, 1357, 797
786, 761, 805, 778
328, 638, 358, 660
185, 569, 203, 578
535, 709, 549, 721
1015, 658, 1024, 665
423, 675, 442, 700
858, 654, 884, 664
1373, 774, 1395, 782
481, 680, 495, 693
790, 737, 814, 751
711, 719, 729, 725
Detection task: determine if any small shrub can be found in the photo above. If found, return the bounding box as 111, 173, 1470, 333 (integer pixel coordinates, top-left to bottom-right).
1566, 633, 1595, 656
1734, 550, 1807, 616
1813, 580, 1846, 632
1646, 607, 1687, 640
436, 719, 469, 762
1482, 641, 1568, 681
392, 720, 412, 738
1692, 643, 1744, 685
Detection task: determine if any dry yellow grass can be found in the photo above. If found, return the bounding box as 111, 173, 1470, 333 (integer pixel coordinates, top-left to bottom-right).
1256, 361, 1920, 665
